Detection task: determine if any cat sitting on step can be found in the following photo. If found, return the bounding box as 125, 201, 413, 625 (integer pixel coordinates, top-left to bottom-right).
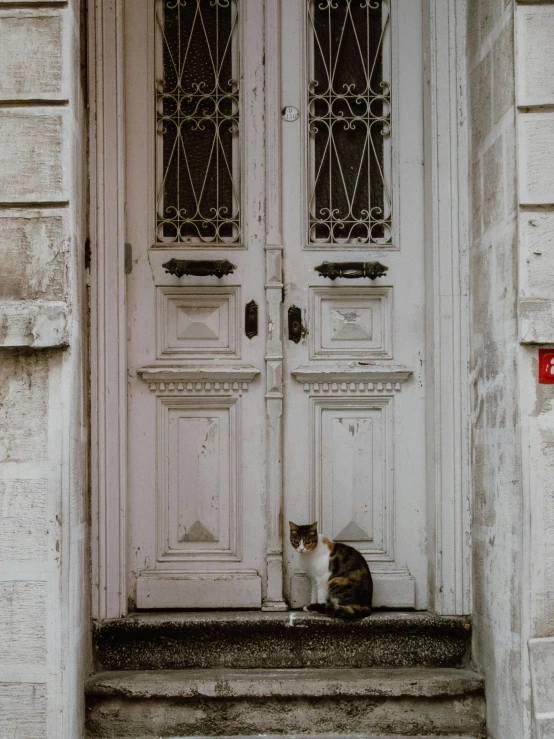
289, 521, 373, 619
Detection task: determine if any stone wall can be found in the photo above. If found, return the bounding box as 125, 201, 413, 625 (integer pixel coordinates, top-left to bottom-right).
468, 1, 525, 737
516, 2, 554, 737
470, 1, 554, 737
0, 2, 89, 737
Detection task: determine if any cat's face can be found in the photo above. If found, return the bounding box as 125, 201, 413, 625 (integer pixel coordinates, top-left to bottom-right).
289, 521, 318, 553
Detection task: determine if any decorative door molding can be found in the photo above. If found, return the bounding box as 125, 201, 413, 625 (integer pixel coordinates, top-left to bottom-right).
138, 366, 261, 394
291, 365, 411, 393
425, 0, 471, 615
89, 0, 127, 619
263, 0, 287, 612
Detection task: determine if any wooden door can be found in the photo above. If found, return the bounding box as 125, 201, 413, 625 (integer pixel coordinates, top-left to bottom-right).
123, 0, 428, 611
125, 0, 267, 608
281, 0, 428, 609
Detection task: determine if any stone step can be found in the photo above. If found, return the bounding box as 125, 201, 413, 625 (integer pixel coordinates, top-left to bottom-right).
94, 611, 472, 671
85, 666, 486, 738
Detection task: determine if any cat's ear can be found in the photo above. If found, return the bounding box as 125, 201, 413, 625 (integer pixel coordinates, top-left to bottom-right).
308, 522, 318, 533
289, 521, 298, 531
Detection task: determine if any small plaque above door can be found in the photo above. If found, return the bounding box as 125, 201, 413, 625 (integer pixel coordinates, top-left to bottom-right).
282, 105, 299, 122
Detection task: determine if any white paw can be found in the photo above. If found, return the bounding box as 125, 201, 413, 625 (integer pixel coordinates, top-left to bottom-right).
303, 605, 310, 612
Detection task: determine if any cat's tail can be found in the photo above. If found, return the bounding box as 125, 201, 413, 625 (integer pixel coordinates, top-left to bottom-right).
304, 603, 327, 614
327, 603, 372, 619
304, 602, 372, 619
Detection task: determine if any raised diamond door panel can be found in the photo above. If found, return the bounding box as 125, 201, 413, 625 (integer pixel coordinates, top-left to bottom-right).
310, 286, 392, 359
156, 287, 240, 359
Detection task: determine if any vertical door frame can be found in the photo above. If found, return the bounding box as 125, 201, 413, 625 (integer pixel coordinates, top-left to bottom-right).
89, 0, 471, 619
263, 0, 287, 611
424, 0, 472, 615
89, 0, 127, 619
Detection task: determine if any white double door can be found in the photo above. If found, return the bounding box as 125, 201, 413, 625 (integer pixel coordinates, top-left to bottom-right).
125, 0, 427, 611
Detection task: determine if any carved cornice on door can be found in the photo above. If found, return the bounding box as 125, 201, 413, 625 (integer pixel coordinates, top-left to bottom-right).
138, 366, 260, 394
291, 364, 412, 393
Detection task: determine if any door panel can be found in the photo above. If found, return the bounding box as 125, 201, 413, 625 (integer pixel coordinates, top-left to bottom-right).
166, 401, 235, 556
319, 402, 389, 553
309, 286, 393, 359
156, 286, 240, 359
125, 0, 266, 609
281, 0, 428, 609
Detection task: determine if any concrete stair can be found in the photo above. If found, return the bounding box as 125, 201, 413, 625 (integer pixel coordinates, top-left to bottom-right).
92, 611, 473, 670
86, 611, 486, 738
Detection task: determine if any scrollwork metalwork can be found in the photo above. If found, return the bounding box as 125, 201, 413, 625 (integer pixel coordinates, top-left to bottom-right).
307, 0, 392, 246
155, 0, 241, 245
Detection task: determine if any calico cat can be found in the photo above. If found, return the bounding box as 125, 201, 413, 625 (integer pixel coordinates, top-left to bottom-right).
289, 521, 373, 619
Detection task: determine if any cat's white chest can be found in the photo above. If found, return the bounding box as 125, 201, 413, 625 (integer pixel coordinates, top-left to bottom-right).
304, 537, 331, 583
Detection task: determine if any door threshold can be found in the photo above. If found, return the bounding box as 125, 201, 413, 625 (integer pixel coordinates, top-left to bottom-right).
96, 609, 470, 628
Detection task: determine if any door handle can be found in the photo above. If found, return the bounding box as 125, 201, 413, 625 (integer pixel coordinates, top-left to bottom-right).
314, 261, 388, 280
245, 300, 258, 339
288, 305, 303, 344
162, 258, 236, 278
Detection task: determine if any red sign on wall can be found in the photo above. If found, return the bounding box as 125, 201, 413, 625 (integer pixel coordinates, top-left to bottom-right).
538, 349, 554, 384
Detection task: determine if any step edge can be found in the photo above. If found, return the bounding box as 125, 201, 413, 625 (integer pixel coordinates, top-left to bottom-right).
93, 611, 472, 633
85, 667, 485, 700
126, 736, 482, 739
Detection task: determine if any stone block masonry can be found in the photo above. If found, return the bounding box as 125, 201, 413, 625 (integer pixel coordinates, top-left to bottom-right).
470, 0, 554, 737
0, 113, 66, 202
468, 0, 523, 738
516, 3, 554, 738
0, 2, 89, 738
0, 683, 47, 739
0, 14, 63, 100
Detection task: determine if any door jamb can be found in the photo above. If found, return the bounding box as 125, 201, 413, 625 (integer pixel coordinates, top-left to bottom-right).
89, 0, 127, 619
424, 0, 471, 615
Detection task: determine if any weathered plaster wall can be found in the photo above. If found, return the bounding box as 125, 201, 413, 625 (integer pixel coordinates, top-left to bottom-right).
515, 3, 554, 737
470, 1, 554, 737
468, 1, 525, 737
0, 2, 89, 738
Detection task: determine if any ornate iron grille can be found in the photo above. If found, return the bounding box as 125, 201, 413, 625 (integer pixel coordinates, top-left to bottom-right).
308, 0, 391, 246
155, 0, 240, 245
